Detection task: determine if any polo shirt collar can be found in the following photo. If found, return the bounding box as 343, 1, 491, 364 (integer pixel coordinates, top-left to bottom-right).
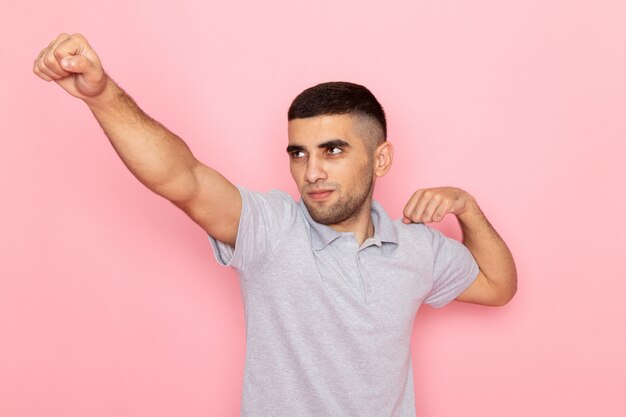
298, 199, 399, 251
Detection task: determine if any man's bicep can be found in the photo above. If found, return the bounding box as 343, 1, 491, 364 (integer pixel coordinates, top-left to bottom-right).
176, 162, 242, 247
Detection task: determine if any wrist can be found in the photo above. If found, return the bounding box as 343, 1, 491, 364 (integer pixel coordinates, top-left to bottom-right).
457, 192, 482, 222
82, 76, 117, 110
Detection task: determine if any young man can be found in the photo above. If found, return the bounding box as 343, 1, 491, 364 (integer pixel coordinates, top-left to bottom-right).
34, 33, 517, 417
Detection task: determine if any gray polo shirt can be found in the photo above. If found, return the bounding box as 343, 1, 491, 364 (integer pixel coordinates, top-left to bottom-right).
209, 187, 479, 417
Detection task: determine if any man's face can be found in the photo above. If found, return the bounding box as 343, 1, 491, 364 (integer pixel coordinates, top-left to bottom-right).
287, 114, 376, 226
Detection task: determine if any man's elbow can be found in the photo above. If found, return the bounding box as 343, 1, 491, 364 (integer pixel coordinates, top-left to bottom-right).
491, 278, 517, 307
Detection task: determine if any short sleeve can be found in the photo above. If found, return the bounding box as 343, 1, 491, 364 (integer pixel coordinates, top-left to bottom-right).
208, 187, 297, 273
424, 227, 480, 308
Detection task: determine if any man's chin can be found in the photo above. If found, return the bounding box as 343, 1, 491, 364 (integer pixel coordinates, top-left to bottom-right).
303, 200, 337, 225
310, 212, 338, 225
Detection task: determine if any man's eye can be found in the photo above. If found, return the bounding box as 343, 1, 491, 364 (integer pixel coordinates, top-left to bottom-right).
327, 147, 343, 155
290, 151, 306, 159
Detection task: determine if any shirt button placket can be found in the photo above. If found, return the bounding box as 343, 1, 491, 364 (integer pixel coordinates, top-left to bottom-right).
356, 251, 372, 303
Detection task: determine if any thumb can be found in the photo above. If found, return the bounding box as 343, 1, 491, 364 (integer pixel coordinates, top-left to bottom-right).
60, 55, 106, 96
61, 55, 92, 74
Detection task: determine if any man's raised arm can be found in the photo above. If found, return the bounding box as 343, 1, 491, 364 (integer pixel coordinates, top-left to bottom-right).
33, 33, 241, 246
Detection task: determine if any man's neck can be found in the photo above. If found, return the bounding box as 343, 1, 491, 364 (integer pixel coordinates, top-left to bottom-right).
328, 200, 375, 246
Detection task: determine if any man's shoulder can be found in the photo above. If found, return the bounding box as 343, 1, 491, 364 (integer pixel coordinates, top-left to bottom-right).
240, 187, 299, 210
239, 187, 307, 230
390, 218, 441, 248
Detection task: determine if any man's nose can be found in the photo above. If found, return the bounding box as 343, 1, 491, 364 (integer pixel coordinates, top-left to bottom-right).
305, 157, 327, 183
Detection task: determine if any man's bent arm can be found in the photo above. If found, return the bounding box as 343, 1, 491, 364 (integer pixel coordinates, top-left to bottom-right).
33, 33, 241, 246
403, 187, 517, 306
453, 197, 517, 306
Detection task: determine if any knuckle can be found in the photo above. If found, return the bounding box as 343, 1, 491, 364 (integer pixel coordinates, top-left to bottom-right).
53, 47, 65, 60
43, 54, 57, 66
36, 61, 48, 72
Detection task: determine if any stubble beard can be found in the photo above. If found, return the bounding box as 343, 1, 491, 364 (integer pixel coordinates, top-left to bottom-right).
304, 167, 375, 226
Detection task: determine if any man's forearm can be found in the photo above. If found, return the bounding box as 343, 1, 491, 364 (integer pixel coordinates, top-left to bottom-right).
85, 77, 199, 202
457, 199, 518, 302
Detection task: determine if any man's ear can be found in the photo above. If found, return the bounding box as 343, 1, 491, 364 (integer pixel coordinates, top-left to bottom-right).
374, 141, 394, 177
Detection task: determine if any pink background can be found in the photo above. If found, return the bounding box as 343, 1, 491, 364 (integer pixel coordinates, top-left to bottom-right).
2, 1, 625, 416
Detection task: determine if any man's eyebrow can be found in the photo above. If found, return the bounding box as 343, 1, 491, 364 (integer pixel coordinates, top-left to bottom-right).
286, 144, 305, 153
318, 139, 350, 149
286, 140, 350, 154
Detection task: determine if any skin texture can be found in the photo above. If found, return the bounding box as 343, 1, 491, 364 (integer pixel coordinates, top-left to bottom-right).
33, 33, 516, 306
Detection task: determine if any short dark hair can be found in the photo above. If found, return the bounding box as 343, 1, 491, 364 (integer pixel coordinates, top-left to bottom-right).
288, 81, 387, 139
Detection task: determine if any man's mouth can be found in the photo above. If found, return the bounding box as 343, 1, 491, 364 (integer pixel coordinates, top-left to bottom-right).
307, 189, 334, 201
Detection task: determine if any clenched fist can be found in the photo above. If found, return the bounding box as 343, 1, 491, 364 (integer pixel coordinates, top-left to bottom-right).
33, 33, 107, 100
402, 187, 476, 224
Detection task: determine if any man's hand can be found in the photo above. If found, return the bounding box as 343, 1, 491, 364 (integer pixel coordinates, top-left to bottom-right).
33, 33, 107, 100
402, 187, 475, 224
404, 186, 517, 306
